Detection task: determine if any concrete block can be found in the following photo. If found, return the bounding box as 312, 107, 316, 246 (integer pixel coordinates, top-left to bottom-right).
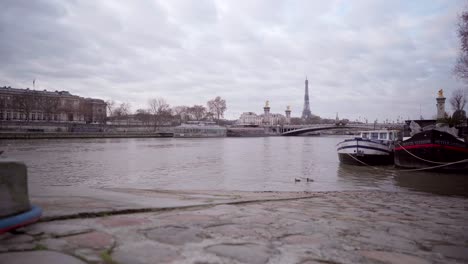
0, 161, 31, 218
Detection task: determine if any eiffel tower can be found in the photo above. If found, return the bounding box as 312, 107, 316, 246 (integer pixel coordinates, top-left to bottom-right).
301, 77, 312, 119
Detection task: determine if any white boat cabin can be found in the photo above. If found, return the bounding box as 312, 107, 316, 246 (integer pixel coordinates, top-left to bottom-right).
360, 130, 400, 141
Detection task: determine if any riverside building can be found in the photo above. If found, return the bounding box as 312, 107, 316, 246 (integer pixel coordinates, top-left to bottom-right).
0, 86, 107, 124
236, 101, 291, 126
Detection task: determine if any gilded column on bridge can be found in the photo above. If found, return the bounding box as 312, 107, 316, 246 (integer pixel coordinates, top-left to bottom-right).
436, 89, 446, 121
263, 100, 271, 125
285, 106, 291, 125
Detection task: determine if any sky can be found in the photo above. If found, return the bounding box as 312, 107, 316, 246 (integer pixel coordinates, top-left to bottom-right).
0, 0, 467, 121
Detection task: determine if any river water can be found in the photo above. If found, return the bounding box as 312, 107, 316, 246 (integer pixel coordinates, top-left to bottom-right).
2, 136, 467, 196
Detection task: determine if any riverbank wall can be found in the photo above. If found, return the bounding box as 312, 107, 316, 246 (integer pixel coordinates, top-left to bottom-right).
0, 132, 174, 139
0, 121, 175, 139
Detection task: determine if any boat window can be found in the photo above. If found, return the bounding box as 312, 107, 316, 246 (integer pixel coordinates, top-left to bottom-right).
379, 133, 387, 140
389, 133, 393, 140
371, 132, 378, 139
362, 133, 368, 138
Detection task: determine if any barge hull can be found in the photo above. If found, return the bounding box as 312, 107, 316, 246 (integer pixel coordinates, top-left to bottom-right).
394, 130, 468, 171
338, 153, 394, 166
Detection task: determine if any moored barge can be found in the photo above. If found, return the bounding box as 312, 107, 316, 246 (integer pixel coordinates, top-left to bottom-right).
337, 130, 400, 165
394, 129, 468, 171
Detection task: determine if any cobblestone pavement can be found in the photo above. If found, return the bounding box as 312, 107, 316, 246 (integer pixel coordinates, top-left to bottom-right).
1, 191, 467, 264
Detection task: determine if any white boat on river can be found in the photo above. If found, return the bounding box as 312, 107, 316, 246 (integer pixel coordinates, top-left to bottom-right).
336, 130, 400, 165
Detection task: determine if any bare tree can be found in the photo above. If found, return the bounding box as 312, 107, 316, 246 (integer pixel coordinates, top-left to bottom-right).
188, 105, 206, 120
114, 102, 131, 117
207, 96, 227, 121
135, 108, 151, 125
105, 100, 116, 117
450, 89, 467, 124
39, 95, 60, 121
13, 90, 37, 121
172, 105, 189, 123
450, 89, 466, 111
455, 11, 468, 81
148, 98, 168, 116
204, 112, 215, 121
148, 98, 172, 128
121, 102, 131, 116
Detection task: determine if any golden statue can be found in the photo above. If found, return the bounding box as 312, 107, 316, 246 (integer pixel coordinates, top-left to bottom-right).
438, 89, 444, 97
265, 100, 269, 107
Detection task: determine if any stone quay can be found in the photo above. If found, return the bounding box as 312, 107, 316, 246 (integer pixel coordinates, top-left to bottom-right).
0, 186, 467, 264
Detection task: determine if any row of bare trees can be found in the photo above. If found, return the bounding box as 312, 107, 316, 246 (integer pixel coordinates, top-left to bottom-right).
451, 11, 468, 124
106, 96, 227, 127
455, 10, 468, 82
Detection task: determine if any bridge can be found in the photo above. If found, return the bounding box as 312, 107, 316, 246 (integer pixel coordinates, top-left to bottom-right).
281, 123, 403, 136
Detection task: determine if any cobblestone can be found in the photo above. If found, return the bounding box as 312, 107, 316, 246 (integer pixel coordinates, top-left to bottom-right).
205, 243, 274, 264
113, 241, 180, 264
0, 190, 466, 264
0, 251, 86, 264
145, 226, 208, 245
64, 231, 114, 250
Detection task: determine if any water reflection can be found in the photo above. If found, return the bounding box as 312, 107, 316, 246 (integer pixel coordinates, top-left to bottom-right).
2, 136, 466, 196
336, 164, 397, 191
393, 170, 468, 197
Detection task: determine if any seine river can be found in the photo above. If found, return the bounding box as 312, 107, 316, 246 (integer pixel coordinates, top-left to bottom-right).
2, 136, 467, 196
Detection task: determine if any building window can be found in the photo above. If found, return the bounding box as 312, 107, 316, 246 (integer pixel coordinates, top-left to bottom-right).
0, 112, 3, 120
6, 112, 11, 120
54, 114, 58, 121
32, 113, 36, 120
13, 112, 17, 120
379, 133, 387, 140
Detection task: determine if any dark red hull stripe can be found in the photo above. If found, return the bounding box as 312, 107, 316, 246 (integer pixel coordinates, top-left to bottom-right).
394, 144, 468, 153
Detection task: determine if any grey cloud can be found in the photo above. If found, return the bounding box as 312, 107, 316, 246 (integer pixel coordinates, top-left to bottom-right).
0, 0, 466, 121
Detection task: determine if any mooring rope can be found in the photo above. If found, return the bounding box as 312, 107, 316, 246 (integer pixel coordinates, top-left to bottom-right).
396, 158, 468, 172
345, 153, 468, 172
396, 143, 446, 164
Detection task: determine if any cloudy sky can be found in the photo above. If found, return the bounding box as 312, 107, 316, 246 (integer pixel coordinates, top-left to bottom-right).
1, 0, 466, 121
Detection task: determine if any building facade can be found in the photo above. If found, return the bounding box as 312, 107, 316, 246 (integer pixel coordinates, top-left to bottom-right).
237, 101, 291, 126
0, 86, 107, 123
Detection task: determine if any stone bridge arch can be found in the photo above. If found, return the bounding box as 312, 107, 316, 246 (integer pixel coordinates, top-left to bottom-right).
281, 124, 390, 136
